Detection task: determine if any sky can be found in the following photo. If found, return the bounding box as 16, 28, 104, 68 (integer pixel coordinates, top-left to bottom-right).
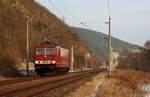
35, 0, 150, 46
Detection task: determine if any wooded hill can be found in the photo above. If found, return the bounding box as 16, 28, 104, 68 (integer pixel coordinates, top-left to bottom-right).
73, 27, 140, 58
0, 0, 100, 74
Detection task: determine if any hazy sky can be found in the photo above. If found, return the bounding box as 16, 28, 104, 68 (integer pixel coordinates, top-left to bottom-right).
35, 0, 150, 46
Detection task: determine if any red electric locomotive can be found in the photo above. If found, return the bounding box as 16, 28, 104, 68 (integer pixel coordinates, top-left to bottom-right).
34, 42, 70, 75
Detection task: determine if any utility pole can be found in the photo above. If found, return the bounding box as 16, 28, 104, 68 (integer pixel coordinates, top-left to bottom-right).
70, 45, 74, 72
85, 55, 87, 70
62, 15, 65, 23
26, 16, 29, 76
85, 54, 90, 70
104, 0, 113, 77
108, 17, 112, 77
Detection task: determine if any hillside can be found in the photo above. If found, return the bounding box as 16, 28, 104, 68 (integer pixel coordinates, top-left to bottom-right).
73, 27, 140, 58
0, 0, 100, 74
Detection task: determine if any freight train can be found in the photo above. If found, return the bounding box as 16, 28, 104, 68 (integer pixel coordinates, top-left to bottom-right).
34, 42, 70, 75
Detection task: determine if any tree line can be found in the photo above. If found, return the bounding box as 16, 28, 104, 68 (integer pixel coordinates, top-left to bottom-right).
119, 46, 150, 72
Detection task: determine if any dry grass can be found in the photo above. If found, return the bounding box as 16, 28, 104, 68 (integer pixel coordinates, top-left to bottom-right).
112, 69, 150, 89
65, 74, 104, 97
97, 79, 144, 97
96, 69, 149, 97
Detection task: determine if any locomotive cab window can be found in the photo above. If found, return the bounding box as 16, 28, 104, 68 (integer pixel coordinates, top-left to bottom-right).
46, 48, 55, 55
36, 48, 45, 55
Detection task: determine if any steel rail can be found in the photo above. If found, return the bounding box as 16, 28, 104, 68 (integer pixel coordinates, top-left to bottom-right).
0, 72, 81, 86
0, 77, 41, 86
0, 70, 99, 97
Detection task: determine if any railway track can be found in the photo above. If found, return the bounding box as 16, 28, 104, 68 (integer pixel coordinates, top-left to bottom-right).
0, 77, 41, 86
0, 69, 101, 97
0, 74, 62, 86
0, 72, 81, 86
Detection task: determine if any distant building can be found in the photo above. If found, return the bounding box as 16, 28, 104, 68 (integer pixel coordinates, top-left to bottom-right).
19, 62, 34, 71
17, 61, 35, 76
144, 40, 150, 50
129, 48, 142, 53
112, 52, 119, 70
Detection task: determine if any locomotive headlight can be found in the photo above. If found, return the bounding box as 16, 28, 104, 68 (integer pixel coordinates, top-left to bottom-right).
35, 61, 39, 64
52, 61, 56, 64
